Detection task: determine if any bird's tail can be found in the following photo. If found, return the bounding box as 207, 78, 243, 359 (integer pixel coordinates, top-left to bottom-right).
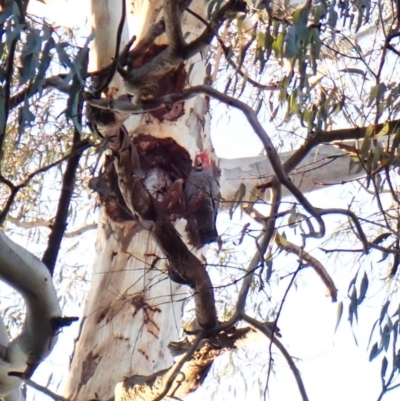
199, 228, 218, 245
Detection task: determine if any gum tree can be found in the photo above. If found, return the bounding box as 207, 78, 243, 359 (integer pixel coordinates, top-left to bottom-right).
0, 1, 399, 401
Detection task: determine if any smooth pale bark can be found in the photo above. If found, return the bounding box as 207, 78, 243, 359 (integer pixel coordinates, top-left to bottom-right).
0, 232, 62, 398
65, 1, 216, 400
65, 215, 185, 400
220, 140, 367, 202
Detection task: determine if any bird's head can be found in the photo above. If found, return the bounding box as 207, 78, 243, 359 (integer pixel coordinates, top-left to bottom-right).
194, 152, 211, 170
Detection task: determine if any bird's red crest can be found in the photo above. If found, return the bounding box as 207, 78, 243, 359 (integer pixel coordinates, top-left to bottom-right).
194, 152, 211, 170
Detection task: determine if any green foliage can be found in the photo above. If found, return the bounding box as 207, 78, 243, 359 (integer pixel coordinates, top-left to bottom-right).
210, 1, 400, 397
0, 2, 95, 322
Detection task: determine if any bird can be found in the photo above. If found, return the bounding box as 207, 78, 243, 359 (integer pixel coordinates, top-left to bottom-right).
185, 152, 220, 246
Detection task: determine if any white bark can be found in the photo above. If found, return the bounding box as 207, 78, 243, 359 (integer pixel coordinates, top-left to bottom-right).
65, 1, 215, 400
65, 215, 184, 400
88, 0, 128, 72
219, 140, 366, 202
0, 316, 23, 401
0, 232, 62, 398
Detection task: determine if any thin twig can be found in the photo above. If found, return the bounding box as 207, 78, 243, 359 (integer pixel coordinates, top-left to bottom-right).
186, 7, 279, 91
95, 0, 127, 95
152, 331, 207, 401
236, 179, 281, 312
243, 314, 310, 401
0, 140, 92, 225
25, 379, 69, 401
276, 235, 337, 301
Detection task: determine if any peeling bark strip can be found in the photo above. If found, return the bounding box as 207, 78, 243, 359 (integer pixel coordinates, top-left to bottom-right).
115, 328, 256, 401
116, 342, 218, 401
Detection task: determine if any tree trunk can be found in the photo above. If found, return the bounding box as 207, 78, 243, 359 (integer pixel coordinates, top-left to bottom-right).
63, 1, 388, 400
65, 1, 215, 400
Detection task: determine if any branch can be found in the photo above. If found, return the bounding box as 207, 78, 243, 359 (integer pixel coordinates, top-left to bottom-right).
9, 74, 70, 111
42, 94, 86, 275
7, 216, 52, 230
164, 0, 185, 56
121, 0, 246, 96
123, 22, 164, 63
284, 119, 400, 173
64, 223, 97, 238
115, 327, 264, 401
24, 379, 68, 401
183, 0, 246, 59
186, 8, 279, 91
236, 179, 281, 313
120, 0, 194, 65
0, 232, 76, 397
7, 216, 97, 238
242, 314, 310, 401
0, 139, 92, 226
318, 208, 369, 253
275, 234, 337, 302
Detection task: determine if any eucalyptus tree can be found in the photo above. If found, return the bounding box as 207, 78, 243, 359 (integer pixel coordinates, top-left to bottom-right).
0, 1, 399, 401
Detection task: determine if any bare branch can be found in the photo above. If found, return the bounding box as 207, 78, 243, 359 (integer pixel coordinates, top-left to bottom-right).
164, 0, 185, 55
0, 232, 65, 396
183, 0, 247, 60
283, 119, 400, 173
121, 0, 246, 96
24, 379, 69, 401
186, 7, 279, 91
236, 179, 281, 313
0, 139, 92, 226
9, 74, 70, 111
7, 216, 97, 238
243, 314, 310, 401
64, 223, 98, 238
275, 234, 337, 302
318, 208, 369, 253
42, 120, 86, 275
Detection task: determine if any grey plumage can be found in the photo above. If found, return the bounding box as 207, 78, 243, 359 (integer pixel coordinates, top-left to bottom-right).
185, 159, 220, 246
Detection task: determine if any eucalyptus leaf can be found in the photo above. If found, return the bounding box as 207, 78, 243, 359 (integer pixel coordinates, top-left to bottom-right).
369, 342, 381, 361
